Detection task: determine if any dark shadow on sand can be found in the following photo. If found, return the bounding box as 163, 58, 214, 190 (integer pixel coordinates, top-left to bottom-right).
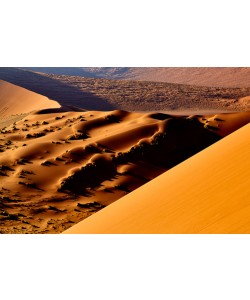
0, 67, 115, 111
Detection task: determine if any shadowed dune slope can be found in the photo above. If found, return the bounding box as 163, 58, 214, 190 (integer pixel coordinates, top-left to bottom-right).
64, 122, 250, 234
0, 80, 60, 118
0, 108, 223, 233
1, 102, 250, 233
0, 68, 114, 110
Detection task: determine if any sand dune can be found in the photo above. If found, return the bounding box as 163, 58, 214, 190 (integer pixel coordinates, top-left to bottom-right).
198, 111, 250, 137
1, 103, 249, 232
64, 121, 250, 234
0, 80, 60, 118
0, 80, 60, 128
1, 81, 250, 233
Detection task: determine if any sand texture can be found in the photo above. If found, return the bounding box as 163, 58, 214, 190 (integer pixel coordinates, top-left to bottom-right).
0, 80, 60, 128
64, 121, 250, 234
1, 105, 250, 233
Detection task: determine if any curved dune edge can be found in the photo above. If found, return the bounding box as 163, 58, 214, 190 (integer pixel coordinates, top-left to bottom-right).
63, 122, 250, 234
0, 80, 60, 118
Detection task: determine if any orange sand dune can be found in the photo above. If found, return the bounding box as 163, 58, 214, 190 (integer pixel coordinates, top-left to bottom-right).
1, 106, 250, 233
64, 122, 250, 234
198, 111, 250, 137
0, 108, 219, 233
0, 80, 60, 119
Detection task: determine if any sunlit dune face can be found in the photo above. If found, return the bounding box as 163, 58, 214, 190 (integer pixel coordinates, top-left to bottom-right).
64, 122, 250, 234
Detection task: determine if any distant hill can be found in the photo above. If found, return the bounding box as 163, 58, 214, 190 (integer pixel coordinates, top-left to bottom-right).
21, 67, 250, 88
21, 67, 131, 79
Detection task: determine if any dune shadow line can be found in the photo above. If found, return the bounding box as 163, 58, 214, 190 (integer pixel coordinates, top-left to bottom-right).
0, 67, 115, 111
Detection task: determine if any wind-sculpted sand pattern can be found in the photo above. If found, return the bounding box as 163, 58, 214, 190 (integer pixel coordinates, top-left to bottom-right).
2, 107, 241, 233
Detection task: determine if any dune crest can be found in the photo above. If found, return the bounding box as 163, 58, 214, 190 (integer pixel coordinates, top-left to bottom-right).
64, 122, 250, 234
0, 80, 60, 128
